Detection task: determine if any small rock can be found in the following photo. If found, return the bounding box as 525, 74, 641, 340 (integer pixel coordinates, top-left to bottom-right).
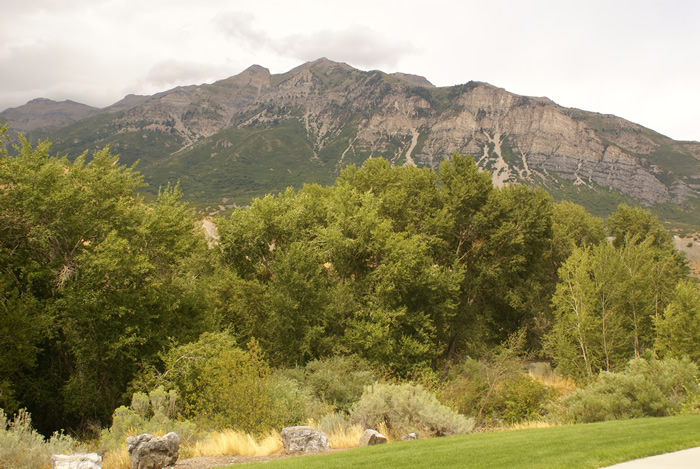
51, 453, 102, 469
359, 429, 388, 446
280, 426, 330, 454
126, 432, 180, 469
402, 432, 417, 440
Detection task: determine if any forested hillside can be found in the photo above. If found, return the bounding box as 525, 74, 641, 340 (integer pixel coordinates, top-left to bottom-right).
1, 127, 698, 450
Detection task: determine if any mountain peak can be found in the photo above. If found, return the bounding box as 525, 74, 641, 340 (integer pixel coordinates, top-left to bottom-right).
389, 72, 434, 88
4, 59, 699, 226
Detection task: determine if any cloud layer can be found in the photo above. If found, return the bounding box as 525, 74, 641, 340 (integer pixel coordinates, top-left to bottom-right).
1, 0, 699, 141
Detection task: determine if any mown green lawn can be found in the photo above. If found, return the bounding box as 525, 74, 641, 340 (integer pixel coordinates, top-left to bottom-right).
235, 414, 700, 468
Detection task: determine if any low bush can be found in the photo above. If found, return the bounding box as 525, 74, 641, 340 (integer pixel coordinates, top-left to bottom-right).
350, 382, 474, 438
268, 374, 330, 428
278, 355, 377, 412
559, 356, 700, 423
441, 356, 557, 426
100, 387, 198, 454
0, 408, 84, 469
484, 375, 557, 425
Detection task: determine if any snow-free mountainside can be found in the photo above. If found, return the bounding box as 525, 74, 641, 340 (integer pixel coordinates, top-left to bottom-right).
2, 59, 700, 227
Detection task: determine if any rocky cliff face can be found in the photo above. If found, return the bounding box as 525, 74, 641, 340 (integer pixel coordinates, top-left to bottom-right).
3, 58, 699, 215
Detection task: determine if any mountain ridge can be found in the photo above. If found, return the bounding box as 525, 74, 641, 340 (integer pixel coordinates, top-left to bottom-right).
2, 59, 699, 225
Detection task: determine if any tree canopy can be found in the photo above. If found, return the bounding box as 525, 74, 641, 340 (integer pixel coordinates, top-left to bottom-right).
1, 127, 696, 435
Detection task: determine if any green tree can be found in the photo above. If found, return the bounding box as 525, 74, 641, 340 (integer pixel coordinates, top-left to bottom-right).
655, 280, 700, 362
547, 247, 600, 379
547, 236, 687, 379
438, 154, 554, 363
0, 135, 211, 433
607, 204, 672, 249
550, 201, 605, 269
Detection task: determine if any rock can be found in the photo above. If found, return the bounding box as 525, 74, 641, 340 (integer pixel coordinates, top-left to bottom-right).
51, 453, 102, 469
280, 426, 330, 454
126, 432, 180, 469
359, 429, 388, 446
402, 432, 417, 440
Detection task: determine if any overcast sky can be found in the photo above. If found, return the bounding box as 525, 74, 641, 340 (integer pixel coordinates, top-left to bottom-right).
1, 0, 698, 141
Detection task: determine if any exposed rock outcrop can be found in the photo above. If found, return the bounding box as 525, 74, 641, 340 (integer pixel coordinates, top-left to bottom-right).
126, 432, 180, 469
280, 426, 330, 454
51, 453, 102, 469
359, 429, 388, 446
5, 58, 699, 212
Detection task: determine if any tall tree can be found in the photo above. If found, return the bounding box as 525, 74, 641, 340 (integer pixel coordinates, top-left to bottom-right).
655, 280, 700, 362
0, 135, 210, 433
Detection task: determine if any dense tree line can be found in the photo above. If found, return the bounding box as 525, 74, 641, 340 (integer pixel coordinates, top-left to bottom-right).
0, 126, 697, 435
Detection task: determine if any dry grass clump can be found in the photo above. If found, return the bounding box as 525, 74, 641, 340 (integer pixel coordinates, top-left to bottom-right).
324, 423, 364, 448
527, 362, 578, 396
102, 446, 131, 469
184, 429, 282, 458
101, 429, 283, 469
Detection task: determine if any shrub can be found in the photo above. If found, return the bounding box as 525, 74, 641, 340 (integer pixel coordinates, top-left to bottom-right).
188, 340, 277, 434
137, 332, 285, 434
484, 375, 557, 425
440, 358, 488, 418
100, 386, 198, 454
350, 382, 474, 438
439, 330, 555, 427
0, 408, 84, 469
442, 361, 556, 426
559, 357, 700, 423
278, 355, 377, 413
268, 374, 330, 428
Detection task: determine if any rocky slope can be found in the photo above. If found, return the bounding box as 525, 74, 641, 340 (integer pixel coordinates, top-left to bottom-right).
0, 98, 98, 137
2, 58, 699, 221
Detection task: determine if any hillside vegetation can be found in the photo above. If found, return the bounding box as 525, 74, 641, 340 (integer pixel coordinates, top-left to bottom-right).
3, 58, 700, 227
1, 126, 699, 467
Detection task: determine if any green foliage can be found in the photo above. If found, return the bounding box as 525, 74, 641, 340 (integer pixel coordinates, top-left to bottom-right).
141, 332, 319, 434
491, 375, 556, 424
441, 331, 555, 425
607, 204, 673, 249
280, 355, 378, 413
551, 201, 605, 265
0, 135, 212, 433
350, 382, 475, 437
655, 280, 700, 362
547, 226, 687, 380
187, 341, 274, 433
559, 357, 700, 423
0, 408, 84, 469
100, 386, 198, 453
268, 373, 329, 428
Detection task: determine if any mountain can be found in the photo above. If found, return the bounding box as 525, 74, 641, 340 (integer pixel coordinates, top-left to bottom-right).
0, 98, 98, 137
3, 58, 700, 225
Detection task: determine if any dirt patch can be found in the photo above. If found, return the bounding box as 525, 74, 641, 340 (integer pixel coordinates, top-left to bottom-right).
674, 235, 700, 277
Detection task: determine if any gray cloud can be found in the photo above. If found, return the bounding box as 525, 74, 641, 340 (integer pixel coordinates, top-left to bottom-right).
215, 12, 415, 70
273, 27, 416, 69
214, 11, 269, 48
0, 41, 96, 110
142, 60, 230, 89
